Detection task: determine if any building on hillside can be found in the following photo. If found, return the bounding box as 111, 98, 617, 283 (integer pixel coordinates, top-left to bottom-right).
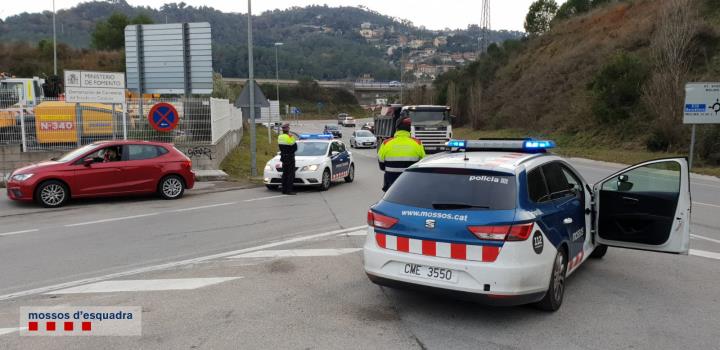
397, 35, 408, 46
387, 45, 397, 56
408, 39, 425, 49
438, 53, 453, 63
361, 22, 372, 29
437, 65, 455, 73
403, 62, 416, 72
433, 36, 447, 47
417, 64, 438, 76
463, 52, 478, 61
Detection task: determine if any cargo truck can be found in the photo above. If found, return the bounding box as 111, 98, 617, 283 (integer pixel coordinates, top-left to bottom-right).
373, 105, 453, 153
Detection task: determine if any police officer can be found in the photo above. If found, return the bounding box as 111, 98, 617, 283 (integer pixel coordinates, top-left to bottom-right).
278, 123, 297, 195
377, 117, 425, 191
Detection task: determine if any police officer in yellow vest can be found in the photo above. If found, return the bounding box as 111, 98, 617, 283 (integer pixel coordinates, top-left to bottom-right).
278, 123, 298, 195
378, 117, 426, 191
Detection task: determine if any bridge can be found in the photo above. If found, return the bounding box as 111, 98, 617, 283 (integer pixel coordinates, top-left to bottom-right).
224, 78, 421, 104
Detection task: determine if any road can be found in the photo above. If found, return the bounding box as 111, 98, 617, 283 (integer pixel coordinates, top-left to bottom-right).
0, 120, 718, 349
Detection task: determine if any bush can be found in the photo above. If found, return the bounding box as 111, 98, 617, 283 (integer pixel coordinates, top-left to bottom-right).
590, 53, 649, 124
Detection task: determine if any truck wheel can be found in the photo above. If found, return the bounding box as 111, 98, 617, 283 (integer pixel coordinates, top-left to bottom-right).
536, 249, 567, 312
590, 245, 608, 259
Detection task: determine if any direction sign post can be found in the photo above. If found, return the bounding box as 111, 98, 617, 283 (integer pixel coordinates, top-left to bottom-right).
683, 82, 720, 170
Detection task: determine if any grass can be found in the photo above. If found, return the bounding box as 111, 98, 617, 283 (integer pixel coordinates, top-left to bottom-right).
453, 127, 720, 177
220, 125, 278, 183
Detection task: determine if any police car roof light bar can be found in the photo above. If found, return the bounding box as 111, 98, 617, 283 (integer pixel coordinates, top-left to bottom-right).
299, 134, 334, 140
445, 139, 556, 153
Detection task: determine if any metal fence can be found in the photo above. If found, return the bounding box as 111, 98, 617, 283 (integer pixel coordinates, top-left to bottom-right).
0, 95, 241, 152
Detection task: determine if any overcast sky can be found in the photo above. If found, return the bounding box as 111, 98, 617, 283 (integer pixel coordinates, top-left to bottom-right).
1, 0, 568, 32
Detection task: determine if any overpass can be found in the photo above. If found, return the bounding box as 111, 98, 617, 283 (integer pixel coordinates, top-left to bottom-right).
224, 78, 420, 104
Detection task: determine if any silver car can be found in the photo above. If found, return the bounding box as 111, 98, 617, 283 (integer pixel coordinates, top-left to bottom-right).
350, 130, 377, 149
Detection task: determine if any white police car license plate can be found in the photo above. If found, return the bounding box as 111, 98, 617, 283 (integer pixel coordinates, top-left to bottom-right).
401, 263, 458, 283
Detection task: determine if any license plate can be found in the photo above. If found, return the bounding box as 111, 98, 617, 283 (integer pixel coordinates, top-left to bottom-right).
364, 142, 373, 145
400, 263, 458, 284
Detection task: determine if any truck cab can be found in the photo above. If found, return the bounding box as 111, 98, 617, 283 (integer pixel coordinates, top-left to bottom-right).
402, 105, 453, 153
0, 77, 45, 107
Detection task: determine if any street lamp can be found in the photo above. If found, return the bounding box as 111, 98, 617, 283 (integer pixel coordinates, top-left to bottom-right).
247, 0, 257, 177
53, 0, 57, 75
270, 42, 283, 144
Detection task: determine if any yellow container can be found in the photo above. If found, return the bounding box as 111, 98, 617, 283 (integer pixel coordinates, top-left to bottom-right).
34, 101, 114, 144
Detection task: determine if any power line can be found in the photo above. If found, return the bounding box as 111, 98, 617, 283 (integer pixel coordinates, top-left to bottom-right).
479, 0, 491, 54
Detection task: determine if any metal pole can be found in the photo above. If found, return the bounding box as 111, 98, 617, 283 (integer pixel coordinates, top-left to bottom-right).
19, 100, 27, 152
689, 124, 696, 171
52, 0, 57, 75
122, 102, 128, 140
247, 0, 257, 177
400, 46, 404, 104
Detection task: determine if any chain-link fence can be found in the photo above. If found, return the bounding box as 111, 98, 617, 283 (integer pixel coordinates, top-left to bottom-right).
0, 95, 241, 152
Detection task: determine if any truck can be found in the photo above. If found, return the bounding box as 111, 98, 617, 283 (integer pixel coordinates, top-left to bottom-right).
0, 77, 45, 142
373, 105, 453, 153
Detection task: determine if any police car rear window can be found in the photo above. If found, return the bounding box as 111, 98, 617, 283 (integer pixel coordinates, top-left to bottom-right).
383, 168, 516, 210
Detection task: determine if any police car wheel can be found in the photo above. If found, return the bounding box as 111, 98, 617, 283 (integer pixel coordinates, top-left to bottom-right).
158, 175, 185, 200
35, 180, 69, 208
590, 244, 608, 259
266, 185, 279, 191
320, 169, 331, 191
536, 249, 567, 312
344, 164, 355, 183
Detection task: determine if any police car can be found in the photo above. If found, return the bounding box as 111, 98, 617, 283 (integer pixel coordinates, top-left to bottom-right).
363, 139, 691, 311
264, 134, 355, 191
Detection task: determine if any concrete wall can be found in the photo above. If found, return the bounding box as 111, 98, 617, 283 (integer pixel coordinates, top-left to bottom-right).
0, 145, 64, 186
176, 128, 243, 170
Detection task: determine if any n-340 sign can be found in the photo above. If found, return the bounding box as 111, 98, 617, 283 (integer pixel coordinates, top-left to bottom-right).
684, 83, 720, 124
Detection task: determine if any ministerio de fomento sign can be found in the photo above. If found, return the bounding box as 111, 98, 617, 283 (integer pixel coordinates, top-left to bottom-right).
64, 70, 126, 104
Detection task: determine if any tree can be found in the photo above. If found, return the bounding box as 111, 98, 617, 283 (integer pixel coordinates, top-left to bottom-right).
524, 0, 559, 36
91, 12, 154, 50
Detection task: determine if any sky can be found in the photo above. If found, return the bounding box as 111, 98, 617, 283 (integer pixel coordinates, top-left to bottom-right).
0, 0, 568, 32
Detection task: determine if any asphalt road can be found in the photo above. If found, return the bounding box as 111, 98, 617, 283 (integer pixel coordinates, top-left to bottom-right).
0, 119, 718, 349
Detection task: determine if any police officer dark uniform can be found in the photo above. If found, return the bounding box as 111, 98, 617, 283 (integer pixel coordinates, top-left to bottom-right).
278, 123, 297, 195
377, 117, 426, 191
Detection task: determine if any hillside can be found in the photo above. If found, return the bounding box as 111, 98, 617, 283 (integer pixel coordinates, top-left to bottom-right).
0, 1, 522, 80
434, 0, 720, 167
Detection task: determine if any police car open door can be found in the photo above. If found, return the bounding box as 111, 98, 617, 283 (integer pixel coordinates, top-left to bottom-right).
593, 158, 690, 254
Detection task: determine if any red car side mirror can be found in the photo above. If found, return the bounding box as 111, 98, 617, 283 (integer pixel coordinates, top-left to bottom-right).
83, 158, 94, 167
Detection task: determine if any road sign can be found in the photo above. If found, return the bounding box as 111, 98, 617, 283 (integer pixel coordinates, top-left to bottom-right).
148, 103, 179, 132
64, 70, 125, 104
125, 23, 213, 95
684, 83, 720, 124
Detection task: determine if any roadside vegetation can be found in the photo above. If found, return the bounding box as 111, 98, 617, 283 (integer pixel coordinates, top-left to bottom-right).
220, 125, 277, 183
432, 0, 720, 174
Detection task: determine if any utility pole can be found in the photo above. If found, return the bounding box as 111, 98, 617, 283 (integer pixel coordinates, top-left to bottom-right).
399, 46, 404, 104
53, 0, 57, 75
247, 0, 257, 177
272, 42, 283, 144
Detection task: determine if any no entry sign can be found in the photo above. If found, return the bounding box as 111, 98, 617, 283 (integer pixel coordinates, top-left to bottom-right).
148, 103, 179, 132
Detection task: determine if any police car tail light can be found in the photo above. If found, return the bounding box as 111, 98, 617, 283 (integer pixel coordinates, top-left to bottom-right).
367, 210, 398, 229
506, 223, 534, 241
467, 225, 511, 241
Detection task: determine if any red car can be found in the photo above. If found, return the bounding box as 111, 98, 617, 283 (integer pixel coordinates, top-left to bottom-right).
6, 140, 195, 207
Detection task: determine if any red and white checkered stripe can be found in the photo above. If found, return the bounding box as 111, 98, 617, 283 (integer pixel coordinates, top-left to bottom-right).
332, 170, 350, 179
567, 250, 585, 271
375, 233, 501, 262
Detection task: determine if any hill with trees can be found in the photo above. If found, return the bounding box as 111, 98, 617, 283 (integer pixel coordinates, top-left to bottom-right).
0, 0, 522, 80
431, 0, 720, 168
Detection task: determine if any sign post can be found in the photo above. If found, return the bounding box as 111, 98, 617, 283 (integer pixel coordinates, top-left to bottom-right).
684, 83, 720, 170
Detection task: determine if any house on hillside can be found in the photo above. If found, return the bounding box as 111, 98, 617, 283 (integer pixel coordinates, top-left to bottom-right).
408, 39, 425, 49
433, 36, 447, 47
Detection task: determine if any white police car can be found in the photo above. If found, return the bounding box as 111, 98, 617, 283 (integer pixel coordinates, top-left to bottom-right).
363, 139, 691, 311
264, 134, 355, 191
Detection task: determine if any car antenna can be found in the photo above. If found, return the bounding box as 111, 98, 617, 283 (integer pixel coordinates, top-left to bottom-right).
463, 145, 469, 161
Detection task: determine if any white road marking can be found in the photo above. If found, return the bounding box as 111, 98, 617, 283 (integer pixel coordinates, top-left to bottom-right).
173, 202, 237, 212
243, 195, 287, 202
0, 327, 26, 336
338, 230, 367, 237
0, 229, 38, 237
0, 225, 367, 302
228, 248, 361, 258
64, 213, 159, 227
694, 201, 720, 209
691, 234, 720, 245
46, 277, 240, 294
689, 249, 720, 261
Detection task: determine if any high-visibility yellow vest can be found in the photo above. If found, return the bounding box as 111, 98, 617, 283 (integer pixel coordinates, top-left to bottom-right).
377, 130, 425, 173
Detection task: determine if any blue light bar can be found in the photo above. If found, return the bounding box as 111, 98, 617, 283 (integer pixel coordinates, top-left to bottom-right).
523, 140, 556, 149
446, 139, 556, 152
299, 134, 333, 140
446, 140, 466, 149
